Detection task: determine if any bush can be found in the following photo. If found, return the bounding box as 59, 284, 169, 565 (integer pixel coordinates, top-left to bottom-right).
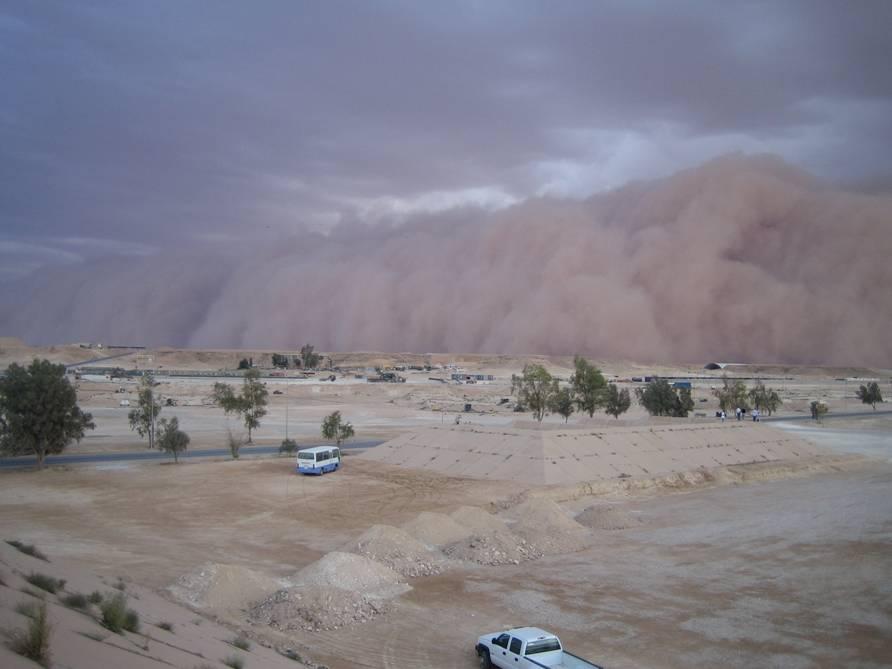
6, 540, 49, 562
279, 438, 298, 455
156, 621, 174, 632
88, 590, 104, 604
222, 654, 245, 669
15, 601, 39, 618
9, 601, 51, 667
101, 592, 139, 634
25, 573, 65, 594
61, 592, 89, 610
230, 636, 251, 651
123, 609, 140, 633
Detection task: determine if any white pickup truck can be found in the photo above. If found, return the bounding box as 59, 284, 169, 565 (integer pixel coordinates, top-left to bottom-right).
476, 627, 602, 669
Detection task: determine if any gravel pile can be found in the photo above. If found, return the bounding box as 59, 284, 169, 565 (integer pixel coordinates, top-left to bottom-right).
443, 529, 541, 565
168, 563, 284, 612
249, 585, 392, 632
508, 498, 591, 555
402, 511, 471, 547
449, 505, 511, 534
345, 525, 447, 577
293, 551, 404, 593
576, 505, 643, 530
249, 551, 409, 632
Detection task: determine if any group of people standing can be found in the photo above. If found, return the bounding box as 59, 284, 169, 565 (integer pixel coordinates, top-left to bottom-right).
720, 407, 760, 422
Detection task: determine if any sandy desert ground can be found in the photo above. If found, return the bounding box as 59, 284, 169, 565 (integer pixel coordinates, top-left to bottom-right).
1, 340, 891, 668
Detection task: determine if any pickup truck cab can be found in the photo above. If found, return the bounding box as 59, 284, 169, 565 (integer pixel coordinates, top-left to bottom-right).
476, 627, 602, 669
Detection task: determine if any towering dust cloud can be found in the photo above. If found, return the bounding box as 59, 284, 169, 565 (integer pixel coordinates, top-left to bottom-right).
4, 155, 892, 366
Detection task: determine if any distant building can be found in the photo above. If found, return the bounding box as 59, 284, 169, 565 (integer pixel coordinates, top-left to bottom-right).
451, 373, 494, 382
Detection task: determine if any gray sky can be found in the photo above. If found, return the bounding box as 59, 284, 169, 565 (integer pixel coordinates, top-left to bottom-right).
2, 0, 892, 278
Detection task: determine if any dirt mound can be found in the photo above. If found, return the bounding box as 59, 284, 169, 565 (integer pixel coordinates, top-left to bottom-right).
443, 530, 541, 566
293, 551, 404, 594
576, 505, 643, 530
344, 525, 447, 577
250, 584, 392, 632
507, 498, 591, 555
402, 511, 471, 547
168, 563, 284, 612
450, 505, 510, 533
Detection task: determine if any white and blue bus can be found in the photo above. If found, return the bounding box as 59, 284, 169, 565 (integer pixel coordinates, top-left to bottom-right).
296, 446, 341, 475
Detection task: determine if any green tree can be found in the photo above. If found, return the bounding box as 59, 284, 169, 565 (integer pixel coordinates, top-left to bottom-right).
0, 359, 94, 469
810, 400, 829, 422
271, 353, 290, 369
300, 344, 321, 370
604, 383, 631, 419
672, 387, 695, 417
855, 381, 884, 410
128, 372, 161, 450
321, 411, 354, 446
156, 416, 189, 463
212, 368, 269, 443
748, 381, 782, 415
713, 375, 750, 412
570, 356, 607, 417
511, 364, 558, 422
636, 378, 692, 417
548, 387, 574, 423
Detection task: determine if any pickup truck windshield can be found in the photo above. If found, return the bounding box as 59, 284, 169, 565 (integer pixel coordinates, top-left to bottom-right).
526, 639, 561, 654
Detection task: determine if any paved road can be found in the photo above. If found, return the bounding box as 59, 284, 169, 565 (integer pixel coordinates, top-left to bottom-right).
0, 439, 384, 470
761, 409, 892, 422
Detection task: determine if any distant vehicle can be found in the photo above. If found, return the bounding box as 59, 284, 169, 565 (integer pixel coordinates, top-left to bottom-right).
296, 446, 341, 475
475, 627, 602, 669
118, 399, 131, 407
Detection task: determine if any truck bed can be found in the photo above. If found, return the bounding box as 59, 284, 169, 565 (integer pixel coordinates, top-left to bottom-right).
526, 651, 603, 669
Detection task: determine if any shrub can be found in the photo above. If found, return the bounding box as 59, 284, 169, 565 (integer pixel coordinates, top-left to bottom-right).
25, 573, 65, 594
88, 590, 104, 604
123, 608, 140, 633
279, 438, 298, 455
222, 654, 245, 669
280, 648, 305, 662
112, 579, 126, 591
156, 621, 174, 632
9, 601, 51, 667
230, 635, 251, 651
61, 592, 89, 610
15, 601, 39, 618
6, 540, 49, 562
101, 592, 139, 634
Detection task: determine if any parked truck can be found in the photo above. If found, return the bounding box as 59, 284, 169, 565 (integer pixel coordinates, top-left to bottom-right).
476, 627, 602, 669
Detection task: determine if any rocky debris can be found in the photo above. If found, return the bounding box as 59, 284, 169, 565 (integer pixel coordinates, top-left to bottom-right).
443, 530, 541, 566
402, 511, 471, 547
250, 585, 391, 632
449, 505, 511, 534
249, 552, 410, 632
576, 505, 643, 530
168, 563, 285, 612
507, 498, 591, 555
292, 551, 404, 593
343, 525, 447, 577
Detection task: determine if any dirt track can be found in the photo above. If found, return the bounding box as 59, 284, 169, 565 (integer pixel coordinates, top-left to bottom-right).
2, 452, 890, 668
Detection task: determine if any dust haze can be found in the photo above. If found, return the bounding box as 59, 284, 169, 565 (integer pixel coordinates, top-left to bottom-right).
4, 155, 891, 366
